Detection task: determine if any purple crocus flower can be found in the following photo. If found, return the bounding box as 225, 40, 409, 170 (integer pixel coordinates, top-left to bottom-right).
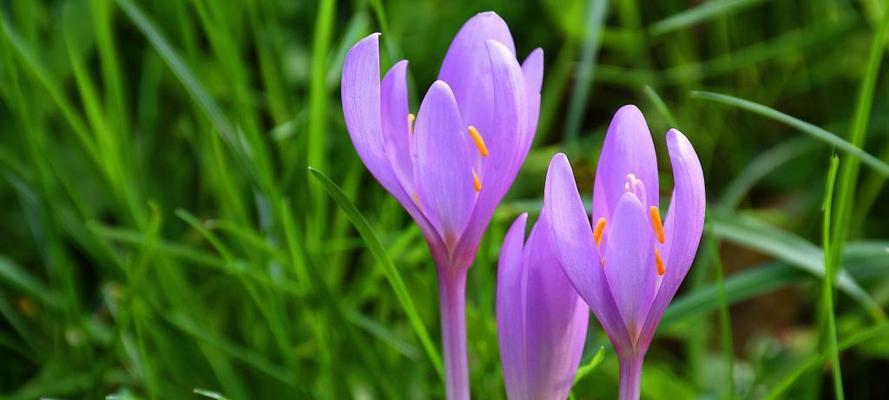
497, 213, 588, 400
542, 106, 705, 400
341, 12, 541, 399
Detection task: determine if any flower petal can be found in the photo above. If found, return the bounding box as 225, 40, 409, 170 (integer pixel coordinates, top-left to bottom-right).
342, 34, 444, 258
342, 33, 401, 197
439, 11, 516, 145
450, 39, 528, 268
603, 192, 657, 343
517, 48, 543, 171
640, 129, 705, 345
592, 105, 659, 226
381, 60, 414, 193
543, 153, 632, 349
497, 213, 529, 398
521, 216, 588, 399
413, 81, 477, 249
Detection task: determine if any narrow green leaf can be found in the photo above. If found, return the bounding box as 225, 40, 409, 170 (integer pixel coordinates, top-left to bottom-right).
0, 255, 54, 305
308, 167, 445, 381
766, 322, 889, 399
650, 0, 770, 35
563, 0, 609, 145
691, 91, 889, 177
820, 155, 844, 399
709, 213, 884, 319
573, 346, 606, 385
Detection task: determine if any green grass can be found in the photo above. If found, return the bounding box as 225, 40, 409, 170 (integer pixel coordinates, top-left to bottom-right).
1, 0, 889, 399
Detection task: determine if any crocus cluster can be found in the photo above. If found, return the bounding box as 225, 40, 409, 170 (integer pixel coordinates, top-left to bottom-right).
342, 11, 704, 400
342, 12, 541, 400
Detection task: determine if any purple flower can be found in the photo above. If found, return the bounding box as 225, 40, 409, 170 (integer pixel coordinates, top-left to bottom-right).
542, 106, 705, 400
341, 12, 541, 399
497, 213, 588, 400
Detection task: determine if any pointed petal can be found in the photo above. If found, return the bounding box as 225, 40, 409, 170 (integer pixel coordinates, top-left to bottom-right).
603, 192, 657, 343
497, 214, 529, 398
450, 39, 528, 268
381, 60, 414, 193
342, 34, 444, 258
413, 81, 476, 248
517, 48, 543, 171
342, 34, 401, 196
592, 105, 659, 225
522, 217, 588, 399
543, 153, 632, 349
641, 129, 706, 345
521, 48, 543, 93
439, 11, 515, 143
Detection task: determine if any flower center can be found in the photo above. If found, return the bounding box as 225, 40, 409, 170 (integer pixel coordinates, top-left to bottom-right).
407, 113, 416, 135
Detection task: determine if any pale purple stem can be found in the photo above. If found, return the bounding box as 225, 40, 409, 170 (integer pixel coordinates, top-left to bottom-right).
438, 266, 469, 400
618, 353, 644, 400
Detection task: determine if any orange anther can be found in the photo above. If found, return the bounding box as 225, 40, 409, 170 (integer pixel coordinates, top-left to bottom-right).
650, 206, 665, 244
655, 248, 665, 276
467, 126, 489, 157
472, 172, 482, 192
593, 217, 606, 246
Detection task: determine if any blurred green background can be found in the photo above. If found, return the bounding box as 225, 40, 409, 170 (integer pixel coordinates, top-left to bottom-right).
1, 0, 889, 398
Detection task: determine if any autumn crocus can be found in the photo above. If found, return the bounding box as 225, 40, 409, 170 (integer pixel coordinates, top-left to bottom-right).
341, 12, 541, 399
543, 106, 705, 400
497, 213, 588, 400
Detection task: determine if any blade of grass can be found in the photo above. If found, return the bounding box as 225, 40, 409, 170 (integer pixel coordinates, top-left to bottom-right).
828, 7, 889, 282
820, 155, 844, 399
704, 223, 735, 399
709, 213, 884, 319
766, 322, 889, 399
642, 85, 678, 127
650, 0, 770, 36
573, 346, 606, 385
662, 262, 806, 325
691, 91, 889, 176
717, 137, 818, 210
306, 0, 335, 256
562, 0, 608, 146
115, 0, 269, 193
308, 167, 445, 382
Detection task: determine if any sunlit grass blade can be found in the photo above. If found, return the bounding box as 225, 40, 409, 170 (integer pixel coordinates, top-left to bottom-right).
308, 167, 445, 381
691, 91, 889, 176
193, 388, 231, 400
650, 0, 770, 35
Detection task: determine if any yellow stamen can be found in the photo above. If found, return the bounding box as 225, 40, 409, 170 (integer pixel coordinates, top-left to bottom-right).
472, 172, 482, 192
411, 192, 423, 211
655, 248, 665, 276
467, 126, 489, 157
650, 206, 665, 243
593, 217, 606, 246
408, 113, 416, 135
